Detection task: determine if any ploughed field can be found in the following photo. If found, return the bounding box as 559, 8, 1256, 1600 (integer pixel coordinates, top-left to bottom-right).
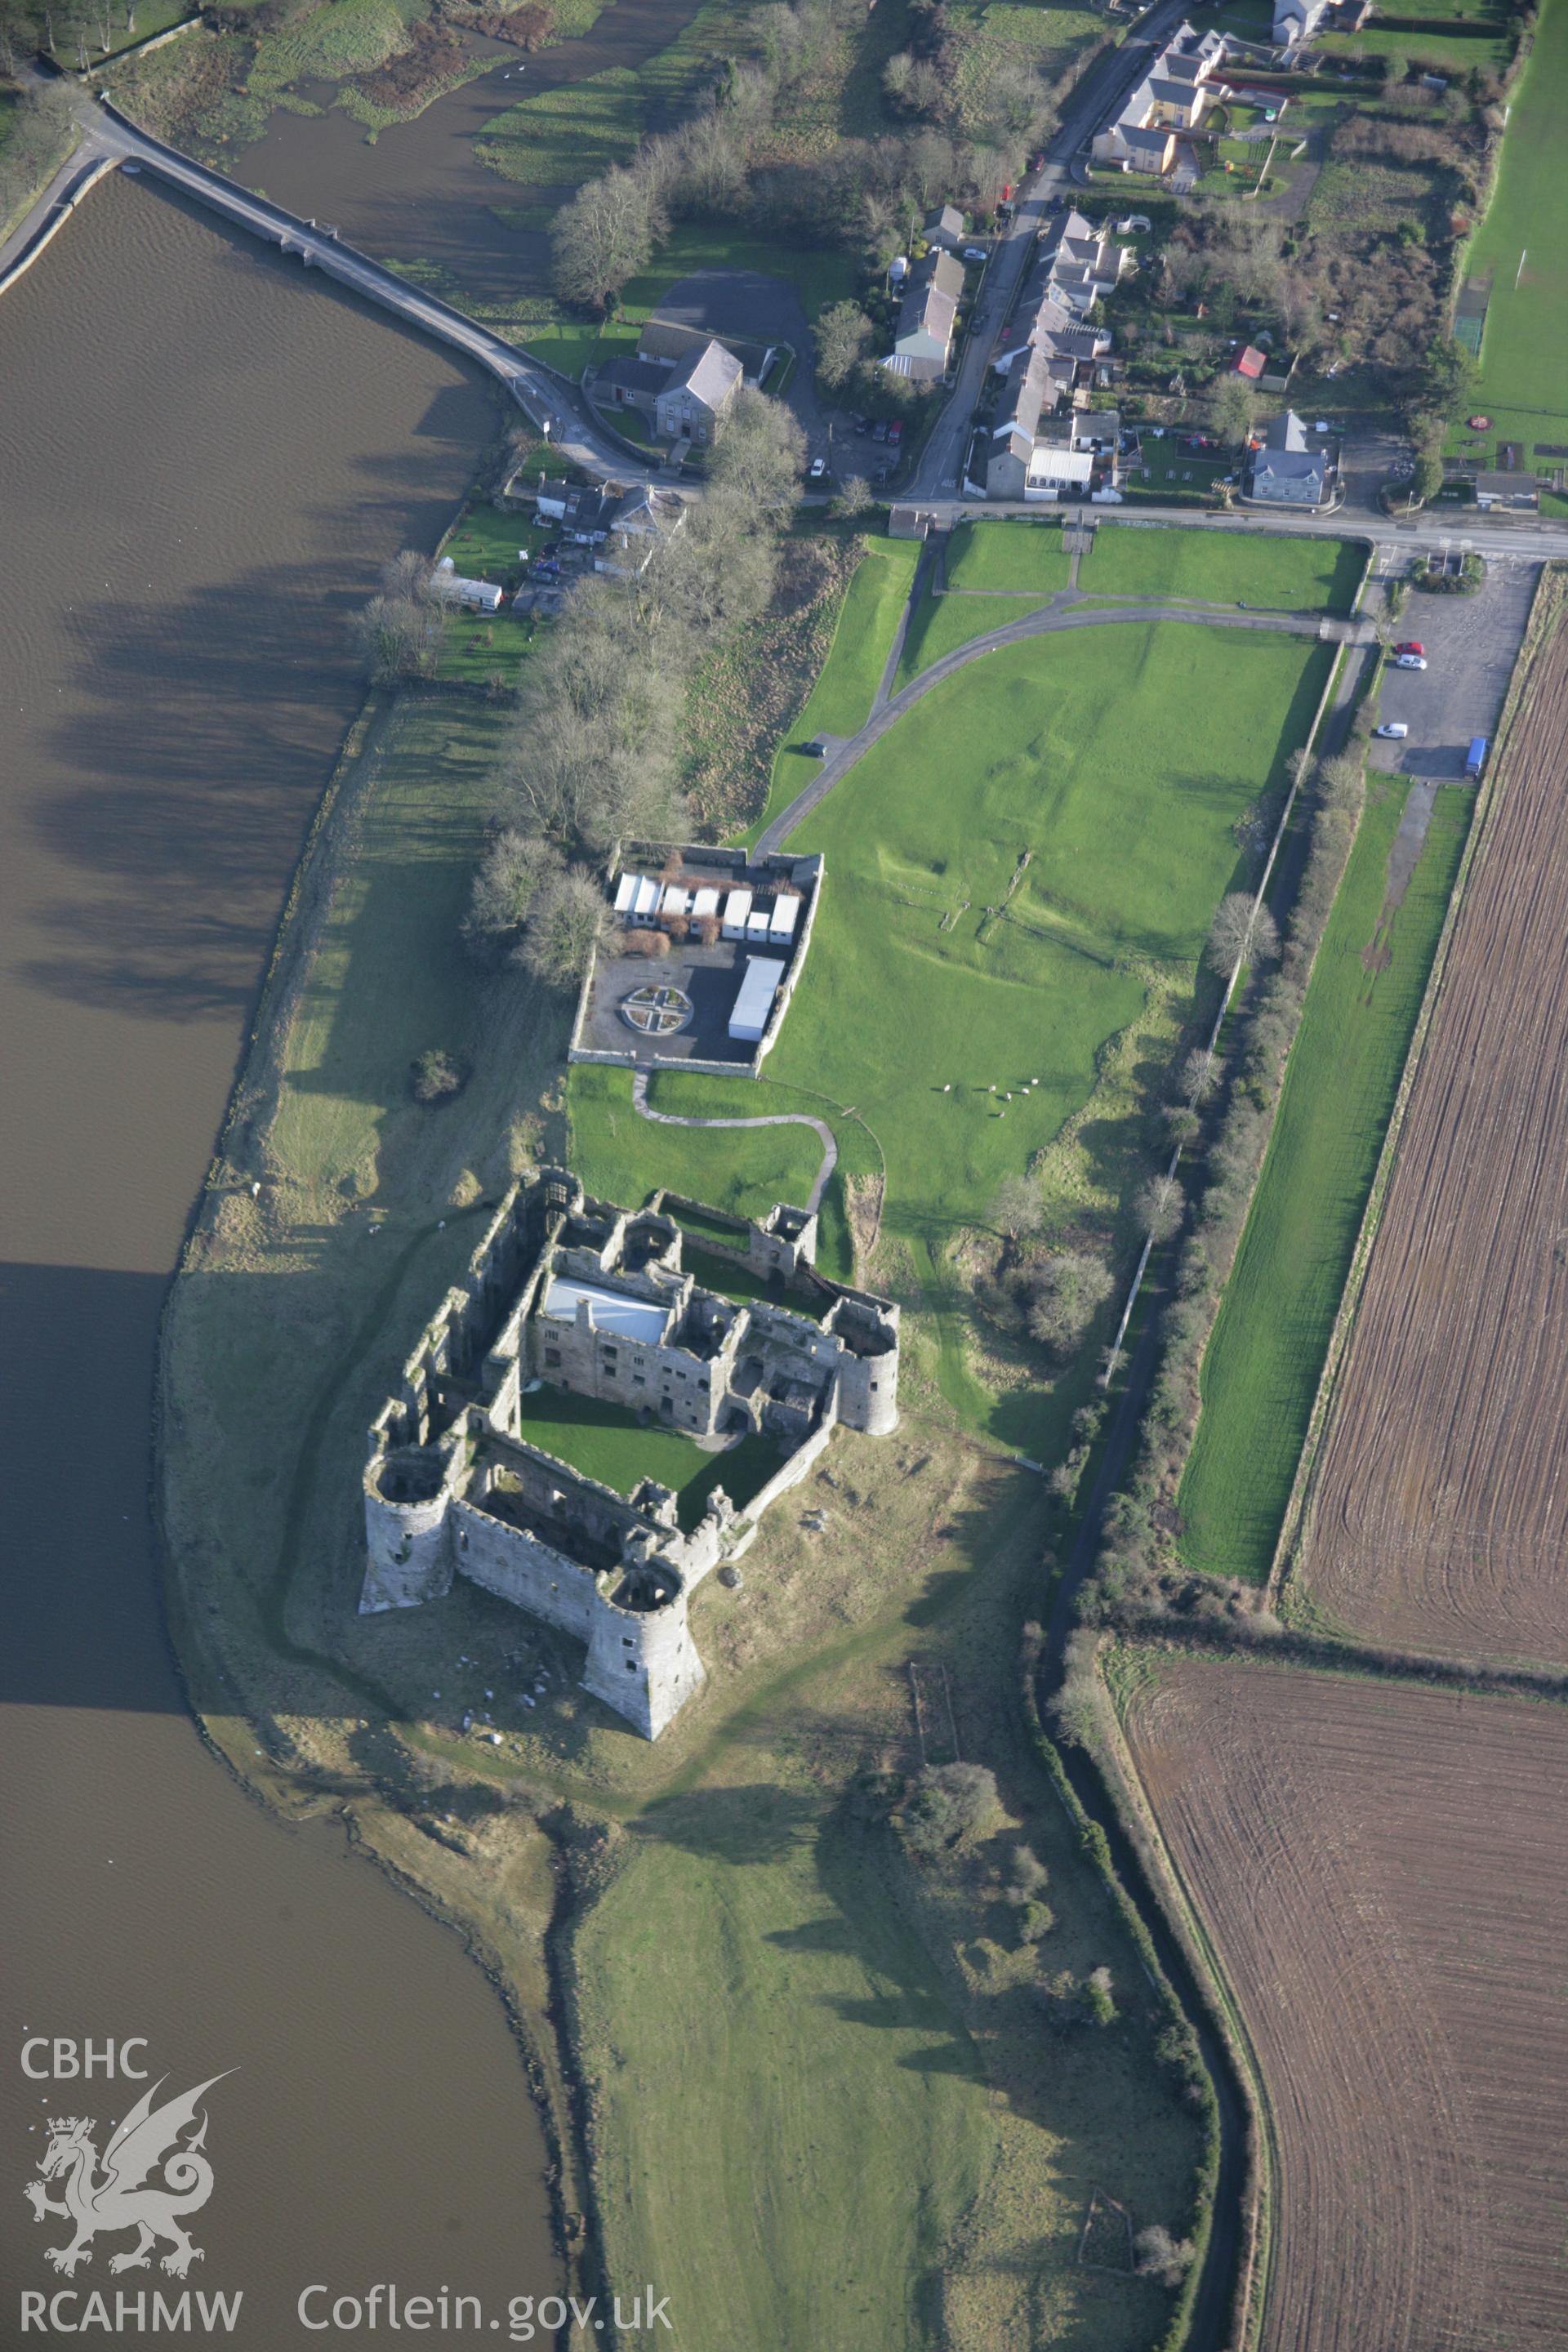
1295, 608, 1568, 1665
1120, 1652, 1568, 2351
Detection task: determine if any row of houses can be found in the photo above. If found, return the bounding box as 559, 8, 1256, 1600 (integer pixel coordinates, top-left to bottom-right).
975, 208, 1129, 501
1094, 21, 1232, 178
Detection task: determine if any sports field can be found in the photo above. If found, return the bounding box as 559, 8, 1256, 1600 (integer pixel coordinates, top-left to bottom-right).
1456, 0, 1568, 457
1176, 779, 1468, 1582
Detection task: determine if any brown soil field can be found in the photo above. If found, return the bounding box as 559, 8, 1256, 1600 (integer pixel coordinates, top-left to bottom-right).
1120, 1651, 1568, 2352
1295, 608, 1568, 1665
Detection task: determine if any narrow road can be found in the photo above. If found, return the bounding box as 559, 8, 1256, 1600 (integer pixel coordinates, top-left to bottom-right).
630, 1071, 838, 1212
756, 584, 1371, 854
910, 0, 1193, 501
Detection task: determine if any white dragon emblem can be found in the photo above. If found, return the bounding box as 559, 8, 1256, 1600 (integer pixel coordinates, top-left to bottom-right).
24, 2074, 233, 2278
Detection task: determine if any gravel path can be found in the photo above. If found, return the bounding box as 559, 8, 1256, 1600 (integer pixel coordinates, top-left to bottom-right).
630, 1071, 839, 1211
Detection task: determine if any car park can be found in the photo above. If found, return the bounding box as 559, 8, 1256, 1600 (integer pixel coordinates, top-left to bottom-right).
1375, 722, 1410, 739
1396, 653, 1428, 670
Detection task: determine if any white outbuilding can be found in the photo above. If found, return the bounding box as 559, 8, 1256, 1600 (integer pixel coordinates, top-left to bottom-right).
728, 956, 786, 1044
721, 889, 753, 939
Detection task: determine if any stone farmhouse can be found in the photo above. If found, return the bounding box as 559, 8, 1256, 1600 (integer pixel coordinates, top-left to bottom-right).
1093, 22, 1231, 177
885, 248, 966, 382
362, 1170, 900, 1737
595, 329, 745, 445
1247, 409, 1330, 506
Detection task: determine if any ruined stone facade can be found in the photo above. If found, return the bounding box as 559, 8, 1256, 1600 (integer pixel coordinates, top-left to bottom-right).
362, 1171, 900, 1738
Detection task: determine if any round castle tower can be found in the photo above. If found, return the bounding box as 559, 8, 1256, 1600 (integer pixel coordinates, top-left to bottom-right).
583, 1568, 706, 1740
362, 1446, 455, 1613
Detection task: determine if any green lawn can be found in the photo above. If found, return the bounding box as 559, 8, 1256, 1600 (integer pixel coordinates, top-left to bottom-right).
249, 0, 410, 96
946, 518, 1074, 594
1176, 780, 1469, 1580
568, 1062, 835, 1225
512, 1385, 781, 1526
747, 537, 921, 842
53, 0, 194, 65
895, 523, 1361, 684
1454, 0, 1568, 457
1080, 524, 1363, 611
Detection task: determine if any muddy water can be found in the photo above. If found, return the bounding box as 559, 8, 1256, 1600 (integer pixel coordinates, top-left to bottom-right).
235, 0, 706, 300
0, 172, 560, 2333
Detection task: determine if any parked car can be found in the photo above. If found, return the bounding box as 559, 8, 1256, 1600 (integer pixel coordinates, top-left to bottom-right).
1375, 722, 1410, 739
963, 244, 988, 263
808, 456, 828, 480
888, 419, 905, 443
850, 413, 869, 434
872, 420, 889, 443
1393, 640, 1425, 657
1395, 653, 1428, 670
1467, 735, 1488, 776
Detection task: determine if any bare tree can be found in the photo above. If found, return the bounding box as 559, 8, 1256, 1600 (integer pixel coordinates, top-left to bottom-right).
709, 385, 805, 510
813, 300, 873, 390
350, 593, 441, 684
991, 1172, 1046, 1241
550, 166, 668, 310
1136, 1172, 1184, 1244
463, 830, 564, 958
1205, 892, 1280, 978
514, 871, 612, 987
831, 474, 875, 519
381, 546, 439, 604
1024, 1250, 1114, 1355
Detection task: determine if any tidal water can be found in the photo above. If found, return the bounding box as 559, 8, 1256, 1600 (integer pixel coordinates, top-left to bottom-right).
0, 171, 559, 2333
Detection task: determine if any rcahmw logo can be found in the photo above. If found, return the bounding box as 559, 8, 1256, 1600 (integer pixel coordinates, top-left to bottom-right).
20, 2037, 243, 2335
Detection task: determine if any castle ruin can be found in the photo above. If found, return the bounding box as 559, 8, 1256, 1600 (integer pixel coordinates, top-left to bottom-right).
362, 1169, 899, 1737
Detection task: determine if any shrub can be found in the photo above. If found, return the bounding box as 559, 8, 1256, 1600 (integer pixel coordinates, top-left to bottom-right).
898, 1762, 1000, 1857
622, 927, 671, 957
695, 914, 722, 947
411, 1047, 467, 1103
1017, 1900, 1056, 1944
1134, 2224, 1196, 2288
1081, 1965, 1118, 2026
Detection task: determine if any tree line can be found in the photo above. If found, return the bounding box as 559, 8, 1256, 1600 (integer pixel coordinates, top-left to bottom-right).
549, 0, 1066, 313
457, 389, 806, 988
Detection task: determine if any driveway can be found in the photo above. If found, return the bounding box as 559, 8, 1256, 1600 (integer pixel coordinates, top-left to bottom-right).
1368, 555, 1539, 781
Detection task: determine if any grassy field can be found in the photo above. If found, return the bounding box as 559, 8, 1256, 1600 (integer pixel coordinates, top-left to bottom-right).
568, 1445, 1202, 2352
51, 0, 195, 65
1176, 779, 1470, 1581
512, 1387, 780, 1524
681, 622, 1329, 1449
894, 522, 1361, 683
746, 537, 921, 841
474, 67, 644, 189
947, 519, 1074, 594
1454, 0, 1568, 457
1081, 525, 1362, 611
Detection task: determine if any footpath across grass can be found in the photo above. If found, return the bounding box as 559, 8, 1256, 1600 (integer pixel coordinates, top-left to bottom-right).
746, 536, 920, 841
1177, 778, 1470, 1581
897, 521, 1361, 682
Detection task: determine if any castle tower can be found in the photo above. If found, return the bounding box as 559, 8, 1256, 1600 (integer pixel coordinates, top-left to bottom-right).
826, 1297, 901, 1437
361, 1446, 455, 1611
582, 1567, 706, 1738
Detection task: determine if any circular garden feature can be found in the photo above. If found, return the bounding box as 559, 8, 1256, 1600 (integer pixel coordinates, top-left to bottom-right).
621, 983, 694, 1038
